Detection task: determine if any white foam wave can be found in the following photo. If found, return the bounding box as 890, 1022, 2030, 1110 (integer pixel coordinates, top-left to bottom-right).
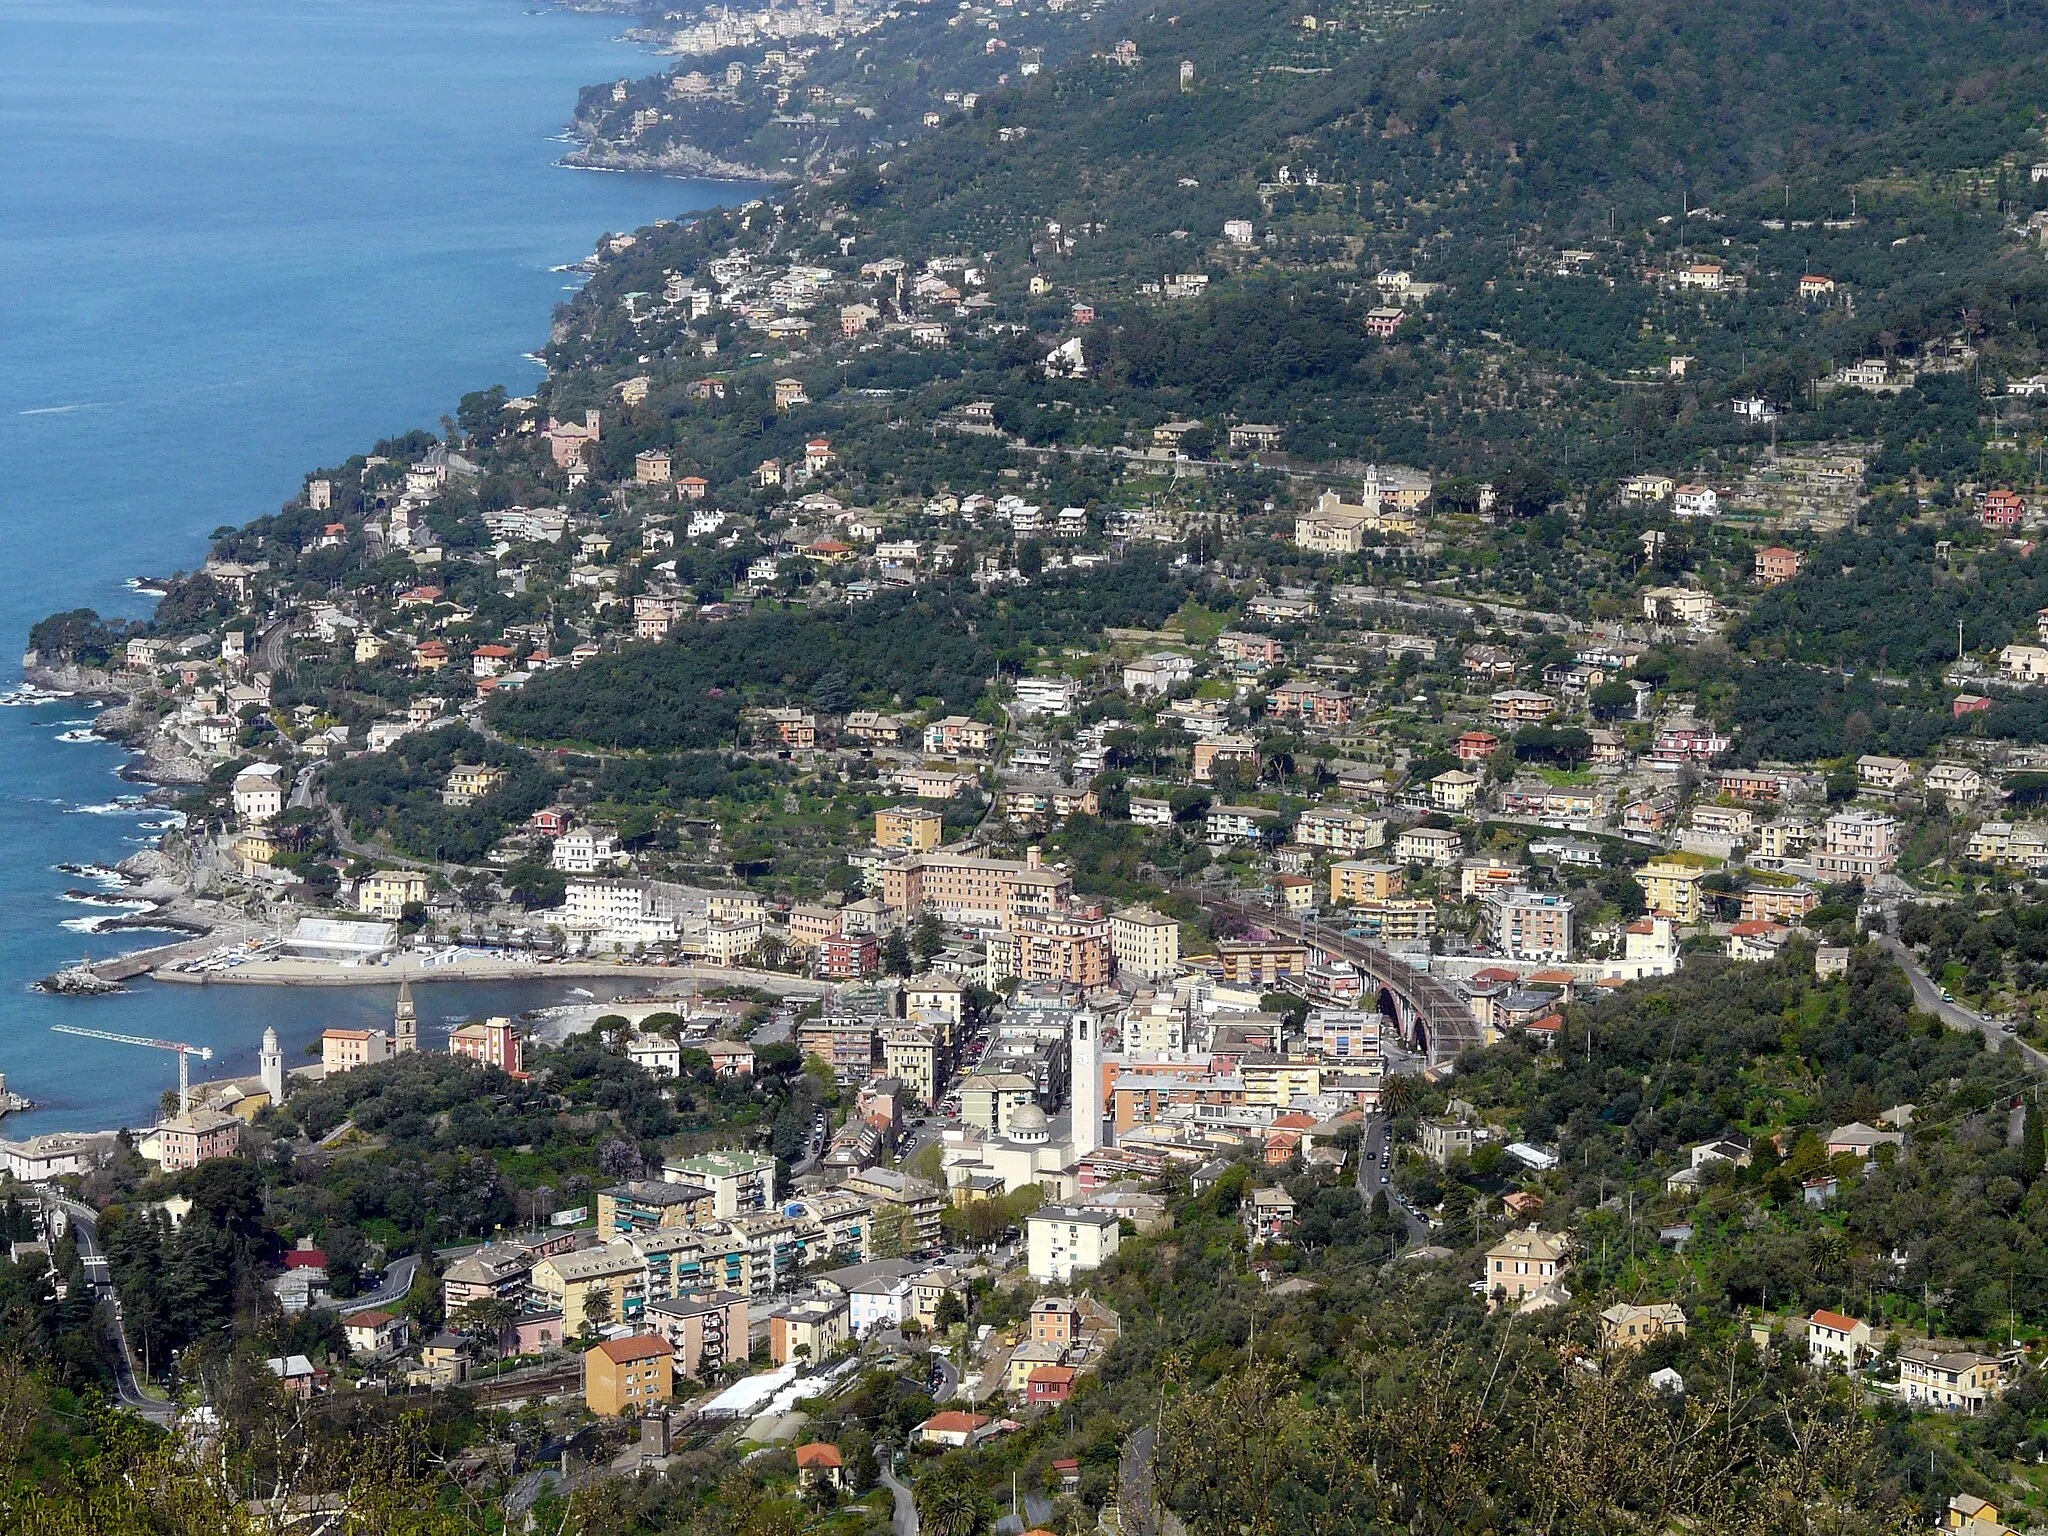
70, 797, 146, 815
55, 728, 101, 744
59, 892, 149, 910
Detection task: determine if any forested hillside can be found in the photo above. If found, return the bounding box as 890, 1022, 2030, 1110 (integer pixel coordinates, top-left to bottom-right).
489, 555, 1205, 751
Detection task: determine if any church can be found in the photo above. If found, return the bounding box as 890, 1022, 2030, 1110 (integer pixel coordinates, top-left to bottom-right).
938, 1005, 1102, 1201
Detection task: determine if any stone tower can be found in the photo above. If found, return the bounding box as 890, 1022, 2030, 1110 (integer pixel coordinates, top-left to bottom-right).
1071, 1007, 1103, 1159
393, 978, 418, 1055
259, 1026, 284, 1107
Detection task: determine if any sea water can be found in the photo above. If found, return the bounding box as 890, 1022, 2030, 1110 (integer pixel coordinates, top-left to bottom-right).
0, 0, 748, 1132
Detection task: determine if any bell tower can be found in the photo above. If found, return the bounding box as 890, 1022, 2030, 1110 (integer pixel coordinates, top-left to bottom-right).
1071, 1010, 1102, 1158
393, 978, 418, 1055
259, 1026, 285, 1106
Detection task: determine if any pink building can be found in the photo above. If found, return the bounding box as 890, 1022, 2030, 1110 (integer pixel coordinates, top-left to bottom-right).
450, 1017, 525, 1077
157, 1110, 242, 1172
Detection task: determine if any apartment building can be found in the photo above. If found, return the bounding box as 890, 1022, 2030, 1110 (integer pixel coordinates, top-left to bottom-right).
1635, 858, 1708, 923
584, 1335, 673, 1416
1488, 889, 1574, 963
1813, 810, 1900, 879
450, 1017, 524, 1076
661, 1149, 777, 1217
874, 805, 944, 851
879, 848, 1073, 928
597, 1179, 716, 1241
1330, 860, 1403, 904
1192, 735, 1259, 783
988, 905, 1113, 988
923, 716, 995, 756
644, 1290, 749, 1382
1027, 1207, 1122, 1283
1109, 908, 1181, 981
1295, 806, 1387, 855
1395, 826, 1463, 867
532, 1243, 648, 1330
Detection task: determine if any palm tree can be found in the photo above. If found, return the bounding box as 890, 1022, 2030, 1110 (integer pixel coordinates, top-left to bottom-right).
455, 1296, 519, 1359
916, 1469, 988, 1536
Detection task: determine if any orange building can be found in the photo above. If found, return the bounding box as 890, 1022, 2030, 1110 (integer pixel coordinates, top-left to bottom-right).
1753, 546, 1803, 584
584, 1335, 674, 1416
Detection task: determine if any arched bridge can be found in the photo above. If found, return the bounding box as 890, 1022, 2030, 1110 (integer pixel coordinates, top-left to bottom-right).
1188, 892, 1483, 1066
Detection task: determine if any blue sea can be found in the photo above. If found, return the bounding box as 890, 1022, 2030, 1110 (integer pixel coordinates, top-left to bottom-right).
0, 0, 748, 1132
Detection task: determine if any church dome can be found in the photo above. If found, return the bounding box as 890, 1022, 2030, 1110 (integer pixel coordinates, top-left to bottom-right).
1008, 1103, 1051, 1143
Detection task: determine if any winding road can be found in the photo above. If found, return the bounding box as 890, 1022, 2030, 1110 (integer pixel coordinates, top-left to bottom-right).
328, 1253, 421, 1316
43, 1194, 174, 1424
1875, 931, 2048, 1073
879, 1458, 920, 1536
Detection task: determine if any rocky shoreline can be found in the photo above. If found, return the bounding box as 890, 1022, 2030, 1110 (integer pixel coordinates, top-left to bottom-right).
22, 657, 207, 786
560, 139, 790, 183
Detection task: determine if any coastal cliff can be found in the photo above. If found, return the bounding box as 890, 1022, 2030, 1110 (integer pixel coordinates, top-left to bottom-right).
560, 136, 787, 183
21, 655, 207, 786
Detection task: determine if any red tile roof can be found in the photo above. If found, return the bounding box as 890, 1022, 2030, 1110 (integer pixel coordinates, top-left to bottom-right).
593, 1334, 671, 1364
920, 1411, 990, 1434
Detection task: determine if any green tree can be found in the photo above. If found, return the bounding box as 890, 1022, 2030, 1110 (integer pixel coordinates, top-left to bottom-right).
916, 1461, 990, 1536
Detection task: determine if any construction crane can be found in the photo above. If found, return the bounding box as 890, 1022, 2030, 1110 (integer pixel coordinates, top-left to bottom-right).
50, 1026, 213, 1115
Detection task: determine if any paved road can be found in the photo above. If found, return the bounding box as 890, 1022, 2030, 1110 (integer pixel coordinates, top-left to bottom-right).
880, 1459, 919, 1536
45, 1194, 174, 1423
1876, 933, 2048, 1072
1356, 1114, 1431, 1245
930, 1353, 961, 1402
328, 1253, 420, 1316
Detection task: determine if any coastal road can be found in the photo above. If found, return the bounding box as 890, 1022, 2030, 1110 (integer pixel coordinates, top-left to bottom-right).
43, 1194, 174, 1424
1875, 932, 2048, 1073
930, 1353, 961, 1402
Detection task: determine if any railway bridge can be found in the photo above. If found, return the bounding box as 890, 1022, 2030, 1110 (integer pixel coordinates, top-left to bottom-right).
1188, 892, 1482, 1066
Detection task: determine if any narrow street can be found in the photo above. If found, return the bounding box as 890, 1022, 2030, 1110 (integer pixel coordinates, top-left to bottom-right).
879, 1458, 919, 1536
1356, 1113, 1431, 1245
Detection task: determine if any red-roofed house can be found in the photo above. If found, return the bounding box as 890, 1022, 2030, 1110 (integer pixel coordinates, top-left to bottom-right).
1754, 546, 1803, 584
471, 643, 516, 678
918, 1411, 993, 1447
796, 1443, 844, 1492
1028, 1365, 1077, 1404
1807, 1310, 1871, 1371
1983, 489, 2026, 530
1455, 729, 1501, 762
1727, 920, 1792, 961
284, 1241, 328, 1271
342, 1309, 410, 1357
